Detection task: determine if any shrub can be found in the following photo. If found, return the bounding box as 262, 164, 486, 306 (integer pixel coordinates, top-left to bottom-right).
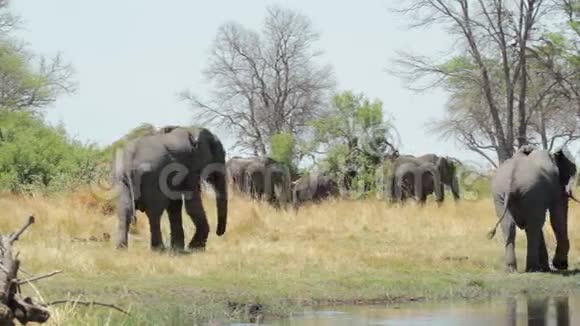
0, 110, 104, 193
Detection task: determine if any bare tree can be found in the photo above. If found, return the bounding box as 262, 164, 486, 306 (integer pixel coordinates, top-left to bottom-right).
0, 49, 76, 111
393, 0, 555, 163
526, 55, 580, 150
430, 60, 580, 167
0, 1, 75, 112
185, 6, 334, 156
0, 0, 18, 35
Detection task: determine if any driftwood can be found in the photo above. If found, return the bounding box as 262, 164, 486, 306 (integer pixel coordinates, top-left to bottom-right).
0, 216, 50, 325
0, 216, 130, 325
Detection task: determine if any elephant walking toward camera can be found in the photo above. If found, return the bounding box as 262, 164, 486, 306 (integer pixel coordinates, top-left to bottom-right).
114, 127, 228, 251
417, 154, 460, 200
244, 157, 291, 207
393, 162, 443, 202
388, 154, 454, 203
226, 157, 256, 193
487, 146, 577, 272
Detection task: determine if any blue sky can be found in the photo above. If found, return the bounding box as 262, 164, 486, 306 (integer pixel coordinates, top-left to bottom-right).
11, 0, 484, 164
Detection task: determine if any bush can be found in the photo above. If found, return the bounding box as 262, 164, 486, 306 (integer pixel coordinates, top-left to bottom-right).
0, 110, 104, 193
270, 132, 299, 179
455, 164, 491, 200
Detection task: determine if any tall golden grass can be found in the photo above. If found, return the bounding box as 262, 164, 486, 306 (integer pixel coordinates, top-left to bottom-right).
1, 190, 580, 324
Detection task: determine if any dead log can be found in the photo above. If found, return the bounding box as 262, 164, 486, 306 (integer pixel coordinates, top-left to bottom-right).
0, 216, 50, 325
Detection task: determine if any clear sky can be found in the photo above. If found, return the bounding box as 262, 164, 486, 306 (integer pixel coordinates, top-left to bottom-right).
10, 0, 484, 164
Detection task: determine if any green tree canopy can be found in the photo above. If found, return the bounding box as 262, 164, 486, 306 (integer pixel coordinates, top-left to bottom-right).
309, 91, 398, 195
0, 110, 101, 193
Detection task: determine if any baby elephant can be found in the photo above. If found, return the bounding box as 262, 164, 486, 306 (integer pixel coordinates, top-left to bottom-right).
291, 173, 339, 210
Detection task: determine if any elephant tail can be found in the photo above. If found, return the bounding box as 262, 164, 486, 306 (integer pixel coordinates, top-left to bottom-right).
487, 192, 510, 239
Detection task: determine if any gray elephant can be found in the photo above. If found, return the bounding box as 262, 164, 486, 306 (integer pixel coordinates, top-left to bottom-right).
393, 162, 443, 202
244, 157, 291, 207
114, 126, 228, 251
292, 173, 340, 209
487, 146, 577, 272
226, 156, 256, 193
387, 154, 459, 202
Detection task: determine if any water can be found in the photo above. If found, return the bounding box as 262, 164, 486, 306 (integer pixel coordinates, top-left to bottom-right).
236, 295, 578, 325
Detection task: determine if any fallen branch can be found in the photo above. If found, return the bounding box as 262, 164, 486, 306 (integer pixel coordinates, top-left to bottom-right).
0, 216, 50, 325
47, 300, 130, 315
18, 270, 63, 285
8, 216, 35, 244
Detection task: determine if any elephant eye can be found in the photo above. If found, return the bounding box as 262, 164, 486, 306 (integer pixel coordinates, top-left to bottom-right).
191, 141, 199, 150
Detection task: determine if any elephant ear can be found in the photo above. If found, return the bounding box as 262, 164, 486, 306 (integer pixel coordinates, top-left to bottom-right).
557, 145, 574, 163
554, 145, 577, 186
554, 146, 576, 186
200, 128, 225, 163
435, 157, 447, 177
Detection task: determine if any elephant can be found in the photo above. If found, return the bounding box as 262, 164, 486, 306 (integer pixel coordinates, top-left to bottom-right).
291, 173, 340, 209
392, 161, 443, 202
226, 156, 257, 193
419, 154, 460, 200
487, 146, 577, 272
244, 157, 291, 207
387, 153, 459, 203
114, 126, 228, 251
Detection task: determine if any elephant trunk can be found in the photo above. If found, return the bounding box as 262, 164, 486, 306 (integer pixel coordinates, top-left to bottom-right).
432, 167, 444, 203
451, 174, 460, 200
291, 181, 300, 211
208, 165, 228, 236
386, 174, 396, 202
216, 175, 228, 236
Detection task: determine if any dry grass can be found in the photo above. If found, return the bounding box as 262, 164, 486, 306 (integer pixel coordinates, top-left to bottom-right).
1, 191, 580, 324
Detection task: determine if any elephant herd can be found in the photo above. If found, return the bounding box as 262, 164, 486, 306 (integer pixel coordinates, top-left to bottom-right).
226, 157, 344, 209
386, 153, 460, 203
226, 152, 462, 209
112, 125, 579, 273
225, 157, 291, 207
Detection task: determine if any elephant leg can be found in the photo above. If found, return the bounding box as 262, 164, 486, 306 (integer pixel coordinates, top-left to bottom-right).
396, 182, 405, 202
185, 194, 209, 250
145, 207, 165, 251
506, 297, 517, 326
249, 178, 258, 199
414, 173, 424, 203
527, 297, 548, 326
116, 183, 133, 249
555, 297, 570, 326
549, 200, 569, 270
525, 226, 543, 272
538, 232, 550, 272
166, 198, 185, 250
500, 215, 517, 273
140, 174, 170, 251
393, 180, 401, 201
